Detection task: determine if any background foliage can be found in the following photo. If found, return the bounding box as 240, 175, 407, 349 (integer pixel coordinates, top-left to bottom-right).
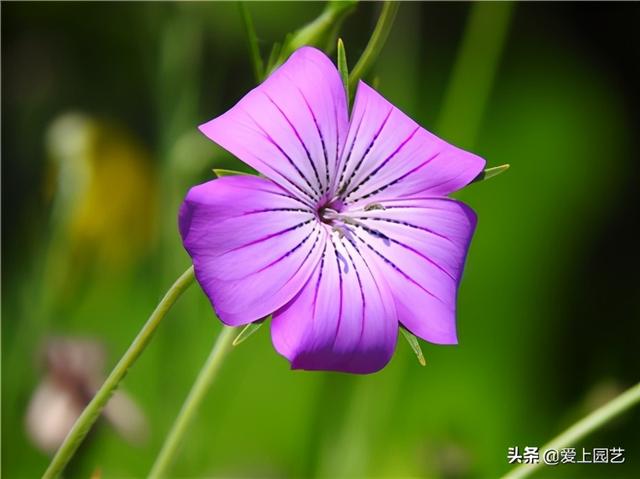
2, 2, 639, 478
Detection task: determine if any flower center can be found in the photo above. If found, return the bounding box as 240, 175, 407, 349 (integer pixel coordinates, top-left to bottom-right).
317, 198, 345, 225
316, 199, 362, 241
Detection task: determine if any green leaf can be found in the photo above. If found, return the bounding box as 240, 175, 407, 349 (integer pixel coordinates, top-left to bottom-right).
337, 38, 349, 105
238, 2, 264, 82
232, 321, 265, 347
212, 168, 253, 178
400, 328, 426, 366
471, 163, 510, 183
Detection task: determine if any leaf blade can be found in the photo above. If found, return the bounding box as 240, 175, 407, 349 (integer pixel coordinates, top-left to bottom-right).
232, 321, 265, 347
212, 168, 254, 178
471, 163, 510, 183
400, 328, 426, 366
337, 38, 349, 105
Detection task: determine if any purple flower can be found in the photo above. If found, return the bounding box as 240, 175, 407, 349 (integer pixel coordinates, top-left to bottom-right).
179, 47, 485, 374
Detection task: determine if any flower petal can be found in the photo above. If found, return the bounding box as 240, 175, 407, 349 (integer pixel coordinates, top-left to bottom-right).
337, 81, 485, 206
179, 175, 326, 325
271, 235, 398, 374
345, 197, 477, 344
199, 47, 349, 204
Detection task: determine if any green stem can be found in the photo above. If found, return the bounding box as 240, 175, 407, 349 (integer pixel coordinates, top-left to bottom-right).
148, 325, 236, 479
502, 382, 640, 479
348, 1, 399, 94
239, 2, 264, 82
43, 266, 196, 479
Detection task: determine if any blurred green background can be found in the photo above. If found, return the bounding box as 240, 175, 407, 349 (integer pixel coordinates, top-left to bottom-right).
2, 2, 639, 478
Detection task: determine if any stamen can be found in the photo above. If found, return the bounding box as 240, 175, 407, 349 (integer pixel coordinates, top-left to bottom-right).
318, 202, 386, 241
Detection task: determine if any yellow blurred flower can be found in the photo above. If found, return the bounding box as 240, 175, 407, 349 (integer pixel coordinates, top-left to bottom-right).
46, 113, 157, 276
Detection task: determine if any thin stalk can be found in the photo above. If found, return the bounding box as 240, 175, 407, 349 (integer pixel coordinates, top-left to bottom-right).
272, 0, 357, 71
348, 1, 399, 95
43, 266, 196, 479
239, 2, 264, 82
502, 382, 640, 479
148, 326, 236, 479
